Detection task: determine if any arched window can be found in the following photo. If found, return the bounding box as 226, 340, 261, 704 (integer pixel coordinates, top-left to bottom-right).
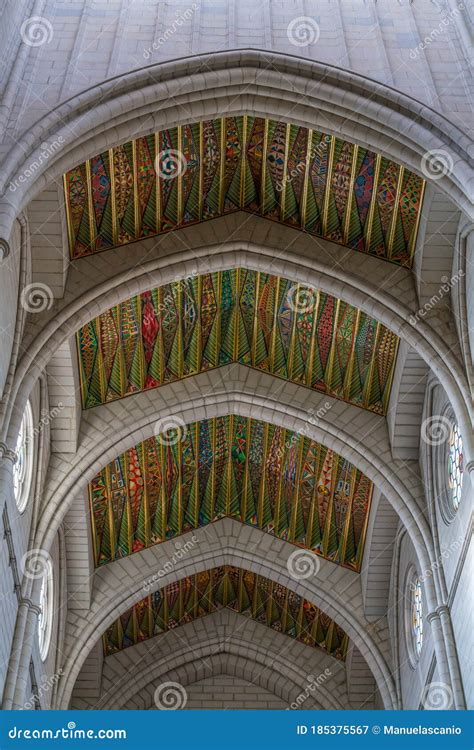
38, 560, 53, 661
406, 568, 423, 667
447, 424, 463, 513
13, 400, 34, 513
411, 578, 423, 658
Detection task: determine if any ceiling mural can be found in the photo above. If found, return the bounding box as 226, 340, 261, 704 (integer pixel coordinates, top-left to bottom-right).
90, 416, 373, 571
103, 565, 349, 660
77, 269, 399, 414
64, 116, 425, 267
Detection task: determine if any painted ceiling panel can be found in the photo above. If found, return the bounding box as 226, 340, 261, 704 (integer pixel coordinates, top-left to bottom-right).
77, 269, 399, 414
64, 116, 425, 266
103, 565, 349, 660
90, 416, 373, 571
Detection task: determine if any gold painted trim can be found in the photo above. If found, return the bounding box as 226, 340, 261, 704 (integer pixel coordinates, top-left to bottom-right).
280, 122, 291, 221
226, 414, 234, 517
177, 125, 183, 226
339, 466, 358, 564
88, 483, 99, 567
362, 322, 382, 409
193, 421, 200, 528
250, 271, 262, 366
325, 297, 341, 399
240, 115, 248, 210
343, 144, 359, 245
321, 452, 339, 558
269, 276, 281, 372
260, 119, 269, 215
322, 136, 336, 235
272, 428, 285, 537
177, 429, 183, 535
155, 132, 161, 232
198, 121, 204, 221
364, 153, 382, 253
343, 307, 361, 402
108, 149, 118, 246
63, 173, 75, 258
408, 177, 427, 265
300, 128, 312, 229
289, 437, 306, 541
257, 423, 270, 528
141, 442, 150, 548
218, 117, 226, 215
355, 479, 374, 571
387, 165, 404, 260
287, 281, 300, 380
306, 289, 320, 388
132, 139, 139, 239
241, 417, 252, 524
85, 159, 96, 252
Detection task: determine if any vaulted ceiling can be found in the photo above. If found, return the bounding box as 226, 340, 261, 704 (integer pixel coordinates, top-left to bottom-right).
90, 416, 373, 570
64, 116, 425, 266
103, 565, 349, 660
67, 113, 423, 696
77, 269, 399, 414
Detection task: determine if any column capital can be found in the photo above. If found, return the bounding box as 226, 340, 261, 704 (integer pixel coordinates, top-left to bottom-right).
0, 442, 16, 463
19, 598, 41, 616
0, 238, 10, 261
427, 604, 451, 623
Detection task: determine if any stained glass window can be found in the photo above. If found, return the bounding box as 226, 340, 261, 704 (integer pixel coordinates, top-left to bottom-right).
38, 559, 53, 661
448, 425, 463, 512
13, 400, 34, 513
411, 576, 423, 660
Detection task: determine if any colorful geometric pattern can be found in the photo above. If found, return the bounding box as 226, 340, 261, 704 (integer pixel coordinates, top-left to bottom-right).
103, 565, 349, 660
64, 116, 425, 267
77, 269, 399, 414
89, 416, 373, 571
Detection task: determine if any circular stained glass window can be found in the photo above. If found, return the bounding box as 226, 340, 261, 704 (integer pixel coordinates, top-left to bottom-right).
447, 424, 463, 512
13, 400, 34, 513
